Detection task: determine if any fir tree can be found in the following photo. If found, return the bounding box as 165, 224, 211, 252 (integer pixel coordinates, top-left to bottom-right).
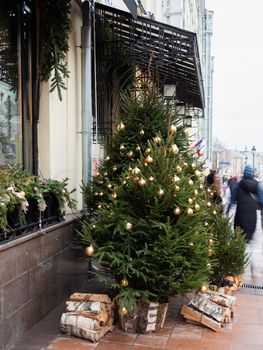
79, 89, 215, 312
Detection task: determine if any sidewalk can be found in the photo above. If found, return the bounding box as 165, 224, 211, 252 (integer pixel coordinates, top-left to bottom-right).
11, 212, 263, 350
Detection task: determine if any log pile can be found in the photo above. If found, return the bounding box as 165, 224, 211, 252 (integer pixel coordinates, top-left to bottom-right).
60, 293, 114, 342
181, 290, 236, 332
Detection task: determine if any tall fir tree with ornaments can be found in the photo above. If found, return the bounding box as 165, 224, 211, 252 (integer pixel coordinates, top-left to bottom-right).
78, 88, 244, 315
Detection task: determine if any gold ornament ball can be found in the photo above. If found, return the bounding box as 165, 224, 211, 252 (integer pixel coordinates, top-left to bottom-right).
200, 285, 208, 294
105, 155, 110, 161
188, 198, 193, 204
169, 124, 177, 134
125, 222, 133, 230
194, 203, 200, 211
85, 245, 94, 257
176, 165, 182, 174
149, 176, 154, 182
187, 208, 194, 216
157, 189, 165, 197
138, 178, 146, 186
191, 163, 196, 170
111, 192, 117, 199
145, 155, 153, 164
209, 238, 213, 244
107, 184, 112, 189
199, 183, 204, 190
145, 147, 151, 154
208, 249, 213, 256
173, 175, 180, 183
154, 136, 161, 144
139, 129, 145, 136
127, 151, 133, 158
120, 144, 125, 150
94, 192, 99, 196
175, 185, 180, 192
207, 188, 211, 194
117, 122, 125, 131
120, 306, 128, 316
188, 179, 194, 186
206, 201, 212, 208
205, 221, 209, 226
193, 189, 198, 196
122, 180, 127, 185
173, 207, 181, 215
97, 204, 102, 209
136, 145, 141, 152
213, 210, 217, 215
112, 166, 117, 171
132, 167, 141, 175
120, 278, 129, 287
195, 170, 201, 178
170, 144, 179, 155
99, 192, 104, 196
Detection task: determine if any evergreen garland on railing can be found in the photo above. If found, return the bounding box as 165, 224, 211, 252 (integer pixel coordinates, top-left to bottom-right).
39, 0, 71, 101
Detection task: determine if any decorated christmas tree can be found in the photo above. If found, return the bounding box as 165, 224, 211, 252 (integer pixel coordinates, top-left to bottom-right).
78, 88, 215, 316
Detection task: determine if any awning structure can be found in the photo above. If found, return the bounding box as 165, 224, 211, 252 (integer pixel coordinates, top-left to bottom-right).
95, 3, 205, 109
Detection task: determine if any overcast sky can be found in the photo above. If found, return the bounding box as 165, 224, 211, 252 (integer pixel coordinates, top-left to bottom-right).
205, 0, 263, 152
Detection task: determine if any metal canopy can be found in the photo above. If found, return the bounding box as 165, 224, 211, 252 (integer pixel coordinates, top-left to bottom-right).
95, 3, 205, 109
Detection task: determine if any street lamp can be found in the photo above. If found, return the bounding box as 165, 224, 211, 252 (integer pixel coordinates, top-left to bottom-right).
251, 145, 256, 176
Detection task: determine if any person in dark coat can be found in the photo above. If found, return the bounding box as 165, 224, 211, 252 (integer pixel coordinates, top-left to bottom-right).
227, 165, 263, 242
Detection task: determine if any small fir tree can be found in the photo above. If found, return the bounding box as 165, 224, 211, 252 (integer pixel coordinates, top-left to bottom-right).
79, 89, 216, 312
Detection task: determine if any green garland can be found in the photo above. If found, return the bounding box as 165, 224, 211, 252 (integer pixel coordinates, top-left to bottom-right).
39, 0, 71, 101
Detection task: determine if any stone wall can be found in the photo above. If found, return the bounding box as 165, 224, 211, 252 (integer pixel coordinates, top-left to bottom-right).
0, 216, 87, 350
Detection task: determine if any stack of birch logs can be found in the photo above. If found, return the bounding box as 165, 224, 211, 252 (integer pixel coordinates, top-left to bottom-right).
181, 290, 236, 331
60, 293, 114, 342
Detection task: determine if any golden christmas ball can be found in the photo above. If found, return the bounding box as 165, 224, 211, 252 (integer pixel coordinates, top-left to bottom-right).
173, 175, 180, 183
119, 306, 128, 316
173, 207, 181, 215
95, 192, 99, 196
120, 278, 129, 287
206, 201, 212, 208
188, 179, 194, 186
204, 221, 209, 226
149, 176, 155, 182
138, 178, 146, 186
188, 198, 193, 204
209, 238, 213, 244
120, 144, 125, 150
105, 155, 110, 161
194, 203, 200, 211
207, 188, 211, 194
208, 249, 213, 256
117, 122, 125, 131
132, 167, 141, 175
97, 204, 102, 209
176, 165, 182, 174
127, 151, 133, 158
112, 166, 117, 171
111, 192, 117, 199
154, 136, 161, 144
85, 245, 94, 257
186, 208, 194, 216
175, 185, 180, 192
145, 147, 151, 154
122, 180, 127, 185
195, 170, 201, 178
107, 184, 112, 189
189, 242, 194, 246
207, 263, 211, 268
136, 145, 141, 152
125, 222, 133, 230
99, 192, 104, 196
157, 189, 165, 197
193, 189, 198, 196
191, 163, 196, 170
169, 124, 177, 134
200, 285, 208, 294
170, 144, 179, 155
139, 129, 145, 136
145, 155, 153, 164
213, 210, 217, 215
199, 183, 204, 190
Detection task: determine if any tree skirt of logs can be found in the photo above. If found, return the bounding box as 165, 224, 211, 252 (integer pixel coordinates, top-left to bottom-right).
60, 293, 114, 342
181, 291, 236, 332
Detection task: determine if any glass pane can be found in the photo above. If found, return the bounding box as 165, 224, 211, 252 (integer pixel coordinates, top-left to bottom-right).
0, 1, 22, 166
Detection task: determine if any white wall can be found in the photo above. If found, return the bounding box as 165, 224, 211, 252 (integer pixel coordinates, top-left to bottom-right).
38, 0, 83, 210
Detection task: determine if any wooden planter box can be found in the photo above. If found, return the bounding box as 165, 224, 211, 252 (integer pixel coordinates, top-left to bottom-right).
120, 300, 168, 334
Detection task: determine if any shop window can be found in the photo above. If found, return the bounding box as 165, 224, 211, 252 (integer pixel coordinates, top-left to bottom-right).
0, 0, 34, 171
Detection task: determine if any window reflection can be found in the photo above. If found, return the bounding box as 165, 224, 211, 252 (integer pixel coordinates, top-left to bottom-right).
0, 2, 21, 166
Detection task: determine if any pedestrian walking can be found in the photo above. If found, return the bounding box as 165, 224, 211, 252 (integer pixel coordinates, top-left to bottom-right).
227, 164, 263, 242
